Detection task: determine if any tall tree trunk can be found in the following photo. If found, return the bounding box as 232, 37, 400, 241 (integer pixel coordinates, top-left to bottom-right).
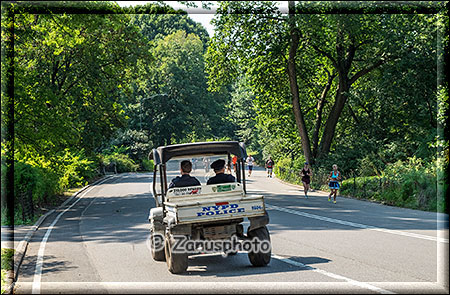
287, 1, 313, 164
312, 70, 335, 158
317, 23, 384, 158
318, 62, 387, 157
319, 72, 350, 157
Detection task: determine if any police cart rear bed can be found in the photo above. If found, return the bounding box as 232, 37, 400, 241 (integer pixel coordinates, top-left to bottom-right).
164, 183, 265, 224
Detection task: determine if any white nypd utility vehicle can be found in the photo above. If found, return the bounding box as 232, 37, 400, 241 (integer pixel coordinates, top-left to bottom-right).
148, 141, 271, 274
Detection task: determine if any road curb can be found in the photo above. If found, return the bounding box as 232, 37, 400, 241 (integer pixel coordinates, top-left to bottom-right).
6, 175, 114, 294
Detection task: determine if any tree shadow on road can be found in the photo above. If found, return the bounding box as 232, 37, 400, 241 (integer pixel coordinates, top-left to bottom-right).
177, 253, 331, 277
18, 254, 77, 279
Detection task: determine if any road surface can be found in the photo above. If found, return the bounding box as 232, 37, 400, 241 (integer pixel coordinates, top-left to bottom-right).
14, 167, 449, 294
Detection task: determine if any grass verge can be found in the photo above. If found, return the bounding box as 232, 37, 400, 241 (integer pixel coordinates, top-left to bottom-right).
1, 248, 14, 294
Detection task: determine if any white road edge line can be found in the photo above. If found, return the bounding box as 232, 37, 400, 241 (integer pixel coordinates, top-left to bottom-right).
32, 177, 114, 294
266, 204, 449, 244
272, 254, 395, 294
144, 245, 388, 293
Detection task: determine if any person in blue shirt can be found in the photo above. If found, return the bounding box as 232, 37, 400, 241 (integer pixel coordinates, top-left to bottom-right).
328, 164, 341, 204
169, 160, 201, 188
207, 159, 236, 185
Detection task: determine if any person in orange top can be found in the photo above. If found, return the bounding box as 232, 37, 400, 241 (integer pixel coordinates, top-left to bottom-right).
232, 155, 238, 173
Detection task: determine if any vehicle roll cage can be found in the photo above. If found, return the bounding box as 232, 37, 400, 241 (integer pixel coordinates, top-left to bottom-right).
149, 141, 248, 209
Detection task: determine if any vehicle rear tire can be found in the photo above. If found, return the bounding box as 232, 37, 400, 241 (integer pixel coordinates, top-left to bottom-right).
150, 230, 166, 261
247, 226, 271, 267
165, 233, 188, 274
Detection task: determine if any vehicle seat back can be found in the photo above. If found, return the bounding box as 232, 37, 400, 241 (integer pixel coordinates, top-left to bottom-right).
166, 182, 243, 202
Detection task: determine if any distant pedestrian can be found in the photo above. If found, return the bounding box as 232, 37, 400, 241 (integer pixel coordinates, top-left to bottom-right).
246, 154, 254, 177
301, 162, 312, 198
203, 157, 210, 172
328, 164, 341, 204
265, 156, 274, 178
232, 155, 238, 173
191, 158, 197, 172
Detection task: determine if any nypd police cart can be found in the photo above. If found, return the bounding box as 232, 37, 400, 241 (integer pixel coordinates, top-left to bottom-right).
149, 141, 271, 274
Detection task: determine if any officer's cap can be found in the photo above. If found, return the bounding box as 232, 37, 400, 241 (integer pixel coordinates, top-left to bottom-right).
211, 159, 225, 170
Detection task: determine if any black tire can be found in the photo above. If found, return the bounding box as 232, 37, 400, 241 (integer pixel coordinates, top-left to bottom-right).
150, 230, 166, 261
165, 233, 188, 274
247, 226, 271, 267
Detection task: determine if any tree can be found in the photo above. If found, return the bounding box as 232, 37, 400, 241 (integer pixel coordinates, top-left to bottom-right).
125, 29, 232, 147
11, 4, 150, 158
117, 5, 236, 150
206, 1, 440, 165
130, 7, 210, 45
227, 76, 257, 145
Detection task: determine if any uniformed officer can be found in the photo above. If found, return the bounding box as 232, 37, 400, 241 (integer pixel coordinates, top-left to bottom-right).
168, 160, 201, 188
207, 159, 236, 185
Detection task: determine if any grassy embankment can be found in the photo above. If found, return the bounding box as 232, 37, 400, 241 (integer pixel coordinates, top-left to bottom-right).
274, 157, 446, 213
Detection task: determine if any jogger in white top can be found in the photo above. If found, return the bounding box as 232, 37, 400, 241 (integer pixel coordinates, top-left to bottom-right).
246, 155, 254, 177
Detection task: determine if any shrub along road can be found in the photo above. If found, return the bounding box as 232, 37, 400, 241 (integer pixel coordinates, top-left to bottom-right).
13, 168, 449, 294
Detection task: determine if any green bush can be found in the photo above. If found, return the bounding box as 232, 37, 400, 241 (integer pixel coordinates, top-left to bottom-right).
14, 160, 59, 205
291, 156, 306, 170
8, 159, 60, 225
7, 148, 143, 225
102, 152, 139, 173
274, 157, 291, 177
141, 159, 154, 171
54, 149, 98, 189
273, 157, 309, 185
341, 157, 438, 211
357, 153, 385, 176
9, 149, 101, 225
274, 153, 440, 212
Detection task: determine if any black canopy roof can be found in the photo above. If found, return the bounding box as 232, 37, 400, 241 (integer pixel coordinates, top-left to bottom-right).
150, 141, 247, 165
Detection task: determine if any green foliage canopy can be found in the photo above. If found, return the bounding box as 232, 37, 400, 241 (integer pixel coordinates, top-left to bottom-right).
206, 1, 440, 169
11, 5, 150, 158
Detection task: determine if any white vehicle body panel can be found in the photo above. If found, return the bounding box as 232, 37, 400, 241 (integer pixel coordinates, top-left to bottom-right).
164, 183, 265, 224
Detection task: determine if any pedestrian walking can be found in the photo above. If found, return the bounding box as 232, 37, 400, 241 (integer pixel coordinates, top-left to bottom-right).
203, 157, 210, 173
191, 158, 197, 172
246, 154, 254, 177
232, 155, 238, 174
328, 164, 341, 204
301, 162, 312, 198
265, 156, 274, 178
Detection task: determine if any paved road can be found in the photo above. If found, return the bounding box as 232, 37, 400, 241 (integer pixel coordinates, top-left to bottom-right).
14, 168, 449, 294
